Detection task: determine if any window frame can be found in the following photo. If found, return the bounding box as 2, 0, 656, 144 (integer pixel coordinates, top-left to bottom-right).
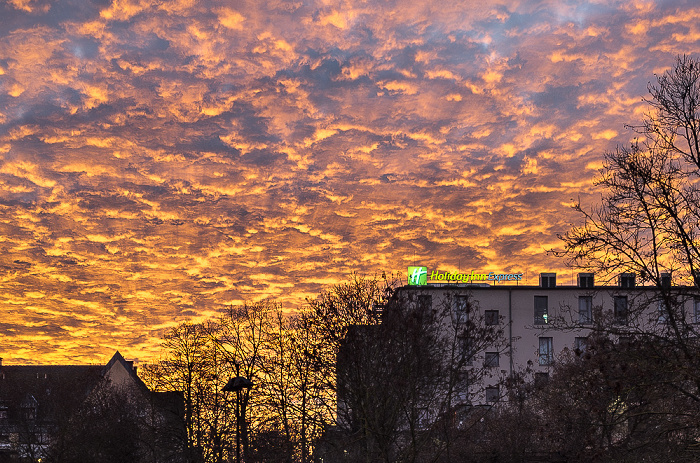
574, 336, 588, 354
540, 273, 556, 288
578, 273, 594, 288
534, 296, 549, 325
484, 351, 500, 368
452, 295, 469, 325
538, 337, 553, 366
485, 386, 500, 403
417, 294, 432, 311
484, 310, 499, 326
620, 273, 636, 288
459, 335, 474, 366
614, 295, 628, 325
657, 300, 668, 324
578, 295, 593, 325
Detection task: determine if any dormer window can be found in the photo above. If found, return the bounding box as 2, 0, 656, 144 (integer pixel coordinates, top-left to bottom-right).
540, 273, 556, 288
660, 272, 672, 288
620, 273, 636, 288
578, 273, 594, 288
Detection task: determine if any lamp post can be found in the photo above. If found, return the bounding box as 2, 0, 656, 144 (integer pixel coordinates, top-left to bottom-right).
223, 376, 253, 463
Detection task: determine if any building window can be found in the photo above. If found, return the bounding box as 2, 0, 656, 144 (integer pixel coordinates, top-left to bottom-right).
574, 337, 588, 354
620, 273, 636, 288
578, 296, 592, 324
534, 296, 548, 324
614, 296, 628, 325
459, 336, 474, 366
660, 272, 672, 288
484, 310, 499, 326
657, 300, 668, 324
695, 298, 700, 323
539, 337, 553, 365
540, 273, 556, 288
578, 273, 594, 288
417, 295, 432, 311
21, 395, 37, 421
485, 386, 499, 403
484, 352, 499, 368
454, 369, 470, 396
452, 295, 468, 325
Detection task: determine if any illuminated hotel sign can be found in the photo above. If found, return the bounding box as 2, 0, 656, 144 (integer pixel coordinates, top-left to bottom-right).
408, 267, 523, 285
408, 266, 428, 285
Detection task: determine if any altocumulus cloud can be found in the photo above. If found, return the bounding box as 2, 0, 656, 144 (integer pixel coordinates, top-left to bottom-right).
0, 0, 699, 363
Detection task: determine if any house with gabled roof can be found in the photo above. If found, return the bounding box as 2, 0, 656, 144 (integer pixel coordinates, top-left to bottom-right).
0, 351, 186, 463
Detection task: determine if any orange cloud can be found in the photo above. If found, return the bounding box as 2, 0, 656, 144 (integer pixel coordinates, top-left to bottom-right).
1, 0, 698, 364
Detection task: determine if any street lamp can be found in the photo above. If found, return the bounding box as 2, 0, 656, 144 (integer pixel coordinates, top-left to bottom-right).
223, 376, 253, 463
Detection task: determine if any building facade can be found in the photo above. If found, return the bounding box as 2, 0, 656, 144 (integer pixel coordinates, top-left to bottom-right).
322, 272, 700, 461
0, 351, 186, 463
391, 271, 699, 404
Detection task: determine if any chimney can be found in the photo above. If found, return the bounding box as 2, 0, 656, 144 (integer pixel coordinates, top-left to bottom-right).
126, 359, 138, 376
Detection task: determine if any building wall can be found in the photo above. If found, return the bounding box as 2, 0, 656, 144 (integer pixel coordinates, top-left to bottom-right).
392, 275, 698, 404
0, 352, 185, 463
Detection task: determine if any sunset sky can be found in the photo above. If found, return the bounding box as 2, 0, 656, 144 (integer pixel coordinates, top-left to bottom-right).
2, 0, 700, 364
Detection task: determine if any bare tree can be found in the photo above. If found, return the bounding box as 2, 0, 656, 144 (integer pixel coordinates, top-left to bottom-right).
554, 55, 700, 459
47, 381, 148, 463
214, 300, 278, 462
306, 278, 394, 401
558, 55, 700, 385
286, 311, 332, 463
253, 308, 296, 462
253, 276, 395, 463
560, 55, 700, 287
143, 322, 232, 463
145, 300, 333, 463
251, 306, 328, 463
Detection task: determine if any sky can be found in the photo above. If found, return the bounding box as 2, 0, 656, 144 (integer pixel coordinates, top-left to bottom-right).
2, 0, 700, 364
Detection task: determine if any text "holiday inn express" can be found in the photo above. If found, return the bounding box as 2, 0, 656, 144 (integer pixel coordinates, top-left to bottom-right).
407, 266, 523, 285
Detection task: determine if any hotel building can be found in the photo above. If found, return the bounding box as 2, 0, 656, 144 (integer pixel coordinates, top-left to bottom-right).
387, 271, 699, 404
